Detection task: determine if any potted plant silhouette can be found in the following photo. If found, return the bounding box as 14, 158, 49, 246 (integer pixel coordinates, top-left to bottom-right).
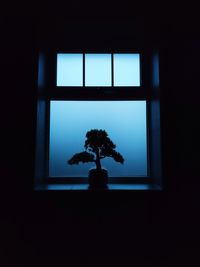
68, 129, 124, 189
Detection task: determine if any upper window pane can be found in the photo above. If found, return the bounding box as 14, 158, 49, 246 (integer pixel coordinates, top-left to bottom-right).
57, 54, 83, 86
85, 54, 112, 86
114, 54, 140, 86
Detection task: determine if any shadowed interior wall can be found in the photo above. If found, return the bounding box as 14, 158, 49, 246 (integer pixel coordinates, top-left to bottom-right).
1, 14, 200, 267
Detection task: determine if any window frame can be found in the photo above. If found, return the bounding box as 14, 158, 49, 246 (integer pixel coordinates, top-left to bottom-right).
34, 49, 162, 190
49, 51, 146, 99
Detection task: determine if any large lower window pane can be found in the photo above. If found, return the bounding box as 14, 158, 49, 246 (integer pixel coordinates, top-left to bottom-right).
85, 54, 112, 86
57, 54, 83, 86
49, 101, 147, 177
114, 53, 140, 86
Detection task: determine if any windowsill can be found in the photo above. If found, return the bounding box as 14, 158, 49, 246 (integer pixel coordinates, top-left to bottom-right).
35, 183, 162, 191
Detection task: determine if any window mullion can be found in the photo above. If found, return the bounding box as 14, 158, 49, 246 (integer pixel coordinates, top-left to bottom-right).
111, 53, 114, 87
83, 53, 85, 87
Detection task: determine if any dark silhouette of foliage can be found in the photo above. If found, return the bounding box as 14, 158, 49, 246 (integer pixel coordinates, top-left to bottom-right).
68, 129, 124, 170
68, 151, 95, 165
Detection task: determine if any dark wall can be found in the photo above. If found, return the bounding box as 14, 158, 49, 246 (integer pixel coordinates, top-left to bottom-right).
1, 12, 200, 266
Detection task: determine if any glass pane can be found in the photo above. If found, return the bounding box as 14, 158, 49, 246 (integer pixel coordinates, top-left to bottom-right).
85, 54, 111, 86
49, 101, 147, 177
114, 53, 140, 86
57, 54, 83, 86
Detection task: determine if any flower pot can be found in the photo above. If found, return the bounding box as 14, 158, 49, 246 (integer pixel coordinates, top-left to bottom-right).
88, 168, 108, 190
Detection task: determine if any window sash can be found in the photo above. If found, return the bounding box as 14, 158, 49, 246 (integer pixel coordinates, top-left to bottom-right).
54, 52, 143, 89
43, 52, 149, 99
48, 100, 149, 179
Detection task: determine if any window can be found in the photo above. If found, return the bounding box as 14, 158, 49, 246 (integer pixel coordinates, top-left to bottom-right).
57, 54, 83, 86
49, 100, 147, 178
56, 53, 140, 87
85, 54, 112, 86
113, 54, 140, 86
35, 51, 162, 190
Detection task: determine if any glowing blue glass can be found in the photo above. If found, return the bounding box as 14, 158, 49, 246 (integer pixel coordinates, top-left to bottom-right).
114, 54, 140, 86
57, 54, 83, 86
49, 101, 147, 177
85, 54, 111, 86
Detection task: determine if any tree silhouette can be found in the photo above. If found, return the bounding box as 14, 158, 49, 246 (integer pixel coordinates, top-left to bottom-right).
68, 129, 124, 171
